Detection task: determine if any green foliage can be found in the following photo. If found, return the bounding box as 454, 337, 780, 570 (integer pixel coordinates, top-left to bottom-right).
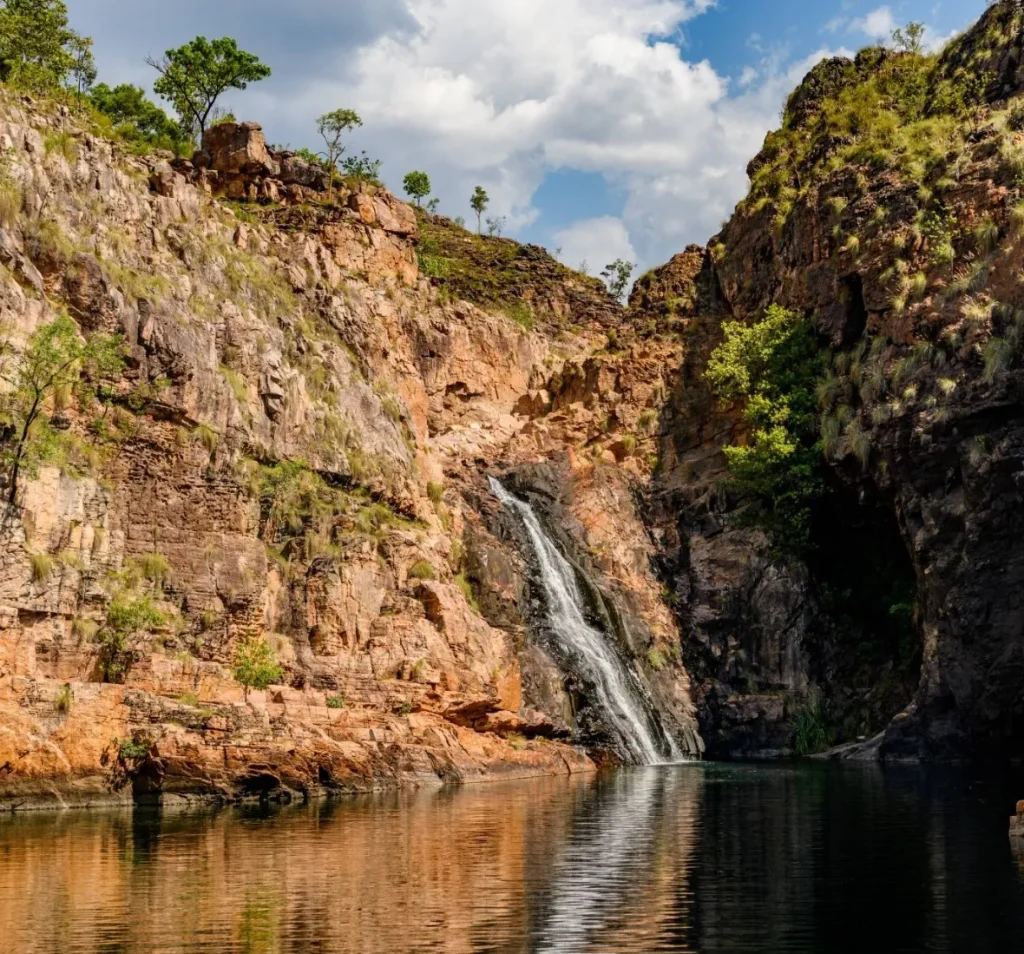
0, 0, 85, 94
89, 82, 186, 151
339, 151, 382, 186
745, 49, 968, 222
193, 423, 218, 455
0, 170, 21, 229
418, 253, 450, 279
793, 696, 833, 756
43, 129, 76, 161
706, 304, 826, 551
455, 573, 481, 614
232, 636, 282, 697
601, 259, 635, 303
118, 737, 152, 761
0, 313, 124, 503
54, 682, 72, 713
408, 559, 436, 581
316, 108, 361, 200
29, 550, 52, 582
148, 36, 271, 139
647, 647, 666, 672
97, 593, 165, 683
503, 301, 534, 331
326, 694, 345, 709
974, 215, 1000, 253
470, 185, 489, 234
426, 481, 444, 506
134, 552, 170, 587
403, 170, 431, 206
891, 21, 926, 54
256, 458, 416, 561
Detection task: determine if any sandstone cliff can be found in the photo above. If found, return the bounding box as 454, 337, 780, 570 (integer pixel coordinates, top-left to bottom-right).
0, 94, 699, 811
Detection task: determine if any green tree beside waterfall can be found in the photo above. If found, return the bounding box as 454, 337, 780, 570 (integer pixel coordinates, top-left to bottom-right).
705, 304, 826, 553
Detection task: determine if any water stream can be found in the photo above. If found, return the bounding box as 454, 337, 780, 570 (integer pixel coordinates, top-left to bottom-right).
490, 478, 674, 764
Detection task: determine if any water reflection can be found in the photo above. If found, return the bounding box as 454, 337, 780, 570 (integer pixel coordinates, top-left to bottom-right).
1, 763, 1023, 953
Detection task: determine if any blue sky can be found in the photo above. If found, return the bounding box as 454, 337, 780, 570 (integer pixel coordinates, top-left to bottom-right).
73, 0, 989, 273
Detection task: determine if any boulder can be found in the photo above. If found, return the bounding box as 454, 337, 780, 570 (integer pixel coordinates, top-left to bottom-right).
199, 121, 280, 178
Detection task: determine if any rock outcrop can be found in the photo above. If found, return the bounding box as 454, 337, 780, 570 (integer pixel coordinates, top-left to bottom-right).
0, 94, 701, 811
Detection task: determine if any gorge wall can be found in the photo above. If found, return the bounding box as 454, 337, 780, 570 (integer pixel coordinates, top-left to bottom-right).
2, 1, 1024, 811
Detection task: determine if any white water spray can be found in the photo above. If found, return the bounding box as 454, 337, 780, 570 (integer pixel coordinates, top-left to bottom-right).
490, 478, 670, 764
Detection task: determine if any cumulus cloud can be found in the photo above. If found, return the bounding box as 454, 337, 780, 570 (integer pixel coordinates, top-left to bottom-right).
267, 0, 846, 268
72, 0, 846, 268
845, 6, 956, 54
851, 7, 899, 41
552, 217, 638, 276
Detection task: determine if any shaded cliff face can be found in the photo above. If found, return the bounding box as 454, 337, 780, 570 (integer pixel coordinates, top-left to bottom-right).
649, 1, 1024, 759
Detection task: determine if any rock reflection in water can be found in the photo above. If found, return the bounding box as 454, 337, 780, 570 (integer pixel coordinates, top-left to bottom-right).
1, 764, 1024, 953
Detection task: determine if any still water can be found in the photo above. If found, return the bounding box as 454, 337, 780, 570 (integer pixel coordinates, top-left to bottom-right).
2, 762, 1023, 953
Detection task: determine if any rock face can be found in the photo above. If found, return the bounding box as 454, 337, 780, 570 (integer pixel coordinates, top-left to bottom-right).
650, 1, 1024, 759
0, 88, 700, 812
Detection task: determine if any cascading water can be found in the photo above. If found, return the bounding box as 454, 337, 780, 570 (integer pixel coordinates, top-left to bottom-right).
490, 478, 676, 765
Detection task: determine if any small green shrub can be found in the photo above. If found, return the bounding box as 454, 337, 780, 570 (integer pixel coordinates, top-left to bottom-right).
983, 337, 1013, 382
136, 552, 170, 587
118, 737, 152, 761
73, 618, 99, 640
638, 409, 657, 433
177, 692, 200, 707
974, 216, 1000, 253
1009, 103, 1024, 133
793, 697, 833, 756
0, 177, 22, 229
96, 594, 166, 683
232, 636, 283, 698
220, 366, 248, 404
408, 559, 436, 581
43, 131, 78, 162
326, 695, 345, 709
647, 648, 666, 672
54, 683, 73, 713
418, 254, 450, 279
844, 419, 871, 469
503, 302, 534, 332
29, 552, 53, 582
456, 573, 481, 613
427, 482, 444, 506
193, 424, 219, 455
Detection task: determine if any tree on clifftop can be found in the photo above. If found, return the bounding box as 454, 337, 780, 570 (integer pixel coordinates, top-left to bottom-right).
147, 36, 271, 140
91, 83, 181, 145
601, 259, 635, 302
316, 108, 361, 202
403, 170, 431, 206
0, 0, 86, 93
891, 21, 926, 54
470, 186, 489, 235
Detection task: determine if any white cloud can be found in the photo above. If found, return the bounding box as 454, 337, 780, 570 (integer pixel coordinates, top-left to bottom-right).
553, 217, 638, 275
847, 6, 955, 54
259, 0, 844, 270
851, 6, 898, 41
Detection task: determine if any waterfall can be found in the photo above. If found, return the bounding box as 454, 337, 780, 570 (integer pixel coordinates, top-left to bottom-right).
490, 478, 674, 765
